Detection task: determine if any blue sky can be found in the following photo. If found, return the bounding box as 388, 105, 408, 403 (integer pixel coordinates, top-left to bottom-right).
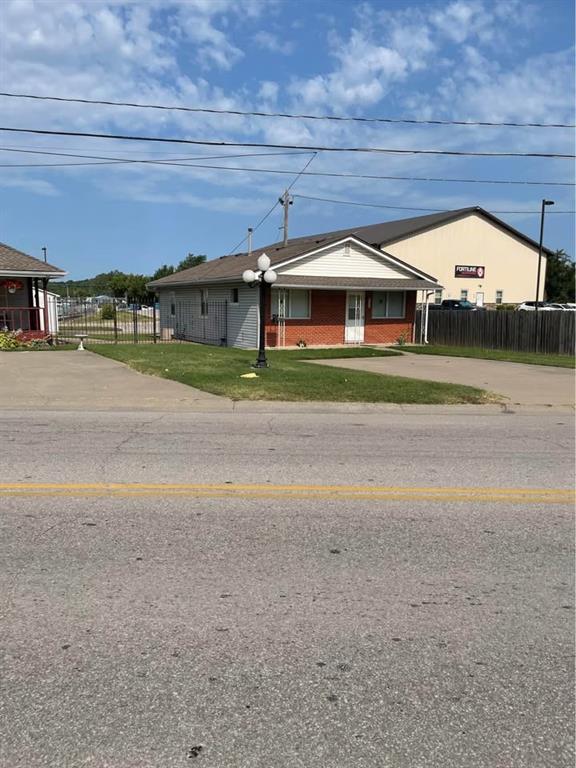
0, 0, 574, 280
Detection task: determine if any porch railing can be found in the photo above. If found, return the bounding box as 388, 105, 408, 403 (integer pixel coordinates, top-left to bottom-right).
0, 307, 42, 333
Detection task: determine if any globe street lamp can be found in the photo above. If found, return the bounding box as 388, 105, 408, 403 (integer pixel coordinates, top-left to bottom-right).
242, 252, 277, 368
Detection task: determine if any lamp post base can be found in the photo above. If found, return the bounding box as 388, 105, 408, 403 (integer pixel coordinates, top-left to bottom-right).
251, 357, 268, 369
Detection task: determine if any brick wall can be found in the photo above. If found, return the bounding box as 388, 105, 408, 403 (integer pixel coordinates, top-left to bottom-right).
365, 290, 415, 344
265, 289, 416, 347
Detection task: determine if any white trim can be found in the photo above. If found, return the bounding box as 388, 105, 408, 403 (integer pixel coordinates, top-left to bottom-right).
275, 282, 433, 291
273, 235, 436, 281
0, 269, 66, 278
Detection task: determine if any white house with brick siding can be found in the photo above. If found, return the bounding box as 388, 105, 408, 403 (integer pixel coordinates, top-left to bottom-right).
148, 232, 440, 349
149, 206, 554, 349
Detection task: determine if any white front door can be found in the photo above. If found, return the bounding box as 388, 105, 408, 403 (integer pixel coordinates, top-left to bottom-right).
345, 291, 365, 343
475, 292, 484, 307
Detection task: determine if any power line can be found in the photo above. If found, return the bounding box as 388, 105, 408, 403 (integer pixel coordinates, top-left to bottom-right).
1, 146, 572, 187
293, 193, 576, 215
0, 126, 573, 158
226, 153, 318, 255
0, 146, 314, 164
1, 91, 573, 129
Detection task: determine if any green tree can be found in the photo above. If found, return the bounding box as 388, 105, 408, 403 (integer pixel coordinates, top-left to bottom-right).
125, 274, 151, 301
109, 273, 129, 298
176, 253, 207, 272
545, 249, 575, 303
152, 264, 175, 281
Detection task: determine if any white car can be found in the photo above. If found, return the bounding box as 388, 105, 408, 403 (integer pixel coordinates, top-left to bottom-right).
516, 301, 565, 311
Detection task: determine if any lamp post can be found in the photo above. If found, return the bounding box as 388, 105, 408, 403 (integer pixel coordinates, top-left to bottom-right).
535, 199, 554, 310
242, 252, 277, 368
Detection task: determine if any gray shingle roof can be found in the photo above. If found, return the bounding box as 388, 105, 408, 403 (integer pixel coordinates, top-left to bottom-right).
149, 233, 435, 288
275, 276, 441, 291
0, 242, 66, 276
149, 206, 550, 290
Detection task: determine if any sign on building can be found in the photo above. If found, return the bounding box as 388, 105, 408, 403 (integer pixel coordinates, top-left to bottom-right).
454, 265, 485, 278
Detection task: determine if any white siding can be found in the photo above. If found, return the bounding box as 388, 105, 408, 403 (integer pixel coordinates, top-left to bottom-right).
280, 241, 413, 279
156, 283, 258, 348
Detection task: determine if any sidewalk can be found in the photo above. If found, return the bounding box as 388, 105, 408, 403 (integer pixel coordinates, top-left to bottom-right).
0, 350, 228, 412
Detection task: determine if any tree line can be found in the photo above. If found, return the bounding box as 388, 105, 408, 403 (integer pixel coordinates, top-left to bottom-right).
50, 254, 207, 300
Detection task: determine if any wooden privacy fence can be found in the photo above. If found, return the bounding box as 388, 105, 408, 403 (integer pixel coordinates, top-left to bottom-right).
415, 310, 575, 355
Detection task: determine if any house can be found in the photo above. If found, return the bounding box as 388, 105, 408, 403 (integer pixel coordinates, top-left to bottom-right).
0, 242, 67, 339
149, 206, 555, 350
148, 233, 441, 349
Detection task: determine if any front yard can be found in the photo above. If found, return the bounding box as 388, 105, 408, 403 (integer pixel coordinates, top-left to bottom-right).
92, 343, 491, 404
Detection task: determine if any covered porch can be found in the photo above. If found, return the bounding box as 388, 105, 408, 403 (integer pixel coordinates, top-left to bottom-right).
264, 277, 440, 348
0, 242, 66, 338
0, 276, 56, 338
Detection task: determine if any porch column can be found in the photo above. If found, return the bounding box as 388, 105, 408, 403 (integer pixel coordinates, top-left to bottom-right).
42, 278, 50, 334
33, 279, 41, 330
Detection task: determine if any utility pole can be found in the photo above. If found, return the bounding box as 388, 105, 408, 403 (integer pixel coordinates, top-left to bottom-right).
279, 190, 293, 247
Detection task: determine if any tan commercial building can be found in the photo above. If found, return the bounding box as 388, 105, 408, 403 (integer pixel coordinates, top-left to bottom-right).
376, 207, 552, 307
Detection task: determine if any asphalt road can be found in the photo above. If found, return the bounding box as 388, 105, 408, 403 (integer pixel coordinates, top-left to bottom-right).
0, 409, 574, 768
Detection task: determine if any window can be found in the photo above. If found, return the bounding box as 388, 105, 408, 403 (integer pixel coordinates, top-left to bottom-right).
169, 291, 175, 317
272, 289, 310, 319
495, 290, 503, 305
434, 289, 443, 305
200, 289, 208, 317
231, 287, 239, 304
460, 289, 468, 301
372, 291, 406, 319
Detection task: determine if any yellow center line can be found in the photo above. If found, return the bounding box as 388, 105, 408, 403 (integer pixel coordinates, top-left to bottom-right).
0, 483, 572, 503
0, 483, 572, 495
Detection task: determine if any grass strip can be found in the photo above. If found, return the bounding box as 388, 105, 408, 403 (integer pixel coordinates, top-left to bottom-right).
92, 343, 491, 404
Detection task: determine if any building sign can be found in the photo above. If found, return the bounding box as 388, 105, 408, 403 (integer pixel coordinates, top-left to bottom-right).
454, 265, 485, 279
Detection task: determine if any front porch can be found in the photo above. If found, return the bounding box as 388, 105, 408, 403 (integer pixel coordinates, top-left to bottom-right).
265, 287, 418, 348
0, 276, 57, 338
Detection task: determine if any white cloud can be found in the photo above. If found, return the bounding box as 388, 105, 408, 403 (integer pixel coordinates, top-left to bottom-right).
290, 29, 407, 111
258, 80, 279, 102
0, 174, 59, 196
254, 30, 293, 55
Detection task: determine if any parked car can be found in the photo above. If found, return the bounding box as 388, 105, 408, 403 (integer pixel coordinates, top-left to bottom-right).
516, 301, 568, 311
429, 299, 483, 310
561, 303, 576, 311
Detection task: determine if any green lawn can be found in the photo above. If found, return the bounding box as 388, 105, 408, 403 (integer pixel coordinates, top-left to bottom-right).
404, 345, 575, 369
92, 343, 492, 404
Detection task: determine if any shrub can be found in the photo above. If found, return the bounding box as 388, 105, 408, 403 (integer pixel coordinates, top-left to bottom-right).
100, 303, 116, 320
395, 331, 409, 346
0, 331, 28, 350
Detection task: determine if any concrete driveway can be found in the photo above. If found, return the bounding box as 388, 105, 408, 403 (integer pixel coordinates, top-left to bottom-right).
0, 350, 228, 411
313, 352, 575, 407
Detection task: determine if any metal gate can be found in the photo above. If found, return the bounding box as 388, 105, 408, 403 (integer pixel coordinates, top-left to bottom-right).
173, 299, 228, 346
